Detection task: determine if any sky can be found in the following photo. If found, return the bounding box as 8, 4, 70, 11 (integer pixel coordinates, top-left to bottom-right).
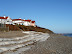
0, 0, 72, 33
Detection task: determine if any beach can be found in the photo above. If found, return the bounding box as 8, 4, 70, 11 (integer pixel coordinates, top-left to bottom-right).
0, 31, 27, 38
22, 34, 72, 54
0, 31, 72, 54
0, 31, 49, 54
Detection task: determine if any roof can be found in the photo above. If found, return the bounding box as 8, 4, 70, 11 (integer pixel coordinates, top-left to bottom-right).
0, 16, 12, 20
0, 17, 8, 19
32, 21, 35, 23
25, 20, 31, 22
6, 17, 8, 19
12, 19, 23, 21
12, 19, 35, 23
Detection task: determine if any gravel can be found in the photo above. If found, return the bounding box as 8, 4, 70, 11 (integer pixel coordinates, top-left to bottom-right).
21, 34, 72, 54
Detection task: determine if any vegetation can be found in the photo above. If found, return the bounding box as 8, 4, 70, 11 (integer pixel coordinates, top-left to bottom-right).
6, 24, 54, 34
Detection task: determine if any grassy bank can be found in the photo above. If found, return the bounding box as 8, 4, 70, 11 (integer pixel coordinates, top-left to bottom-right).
6, 24, 54, 34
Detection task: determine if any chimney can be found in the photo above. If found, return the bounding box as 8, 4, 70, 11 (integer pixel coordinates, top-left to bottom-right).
23, 19, 25, 20
19, 18, 21, 19
4, 16, 6, 18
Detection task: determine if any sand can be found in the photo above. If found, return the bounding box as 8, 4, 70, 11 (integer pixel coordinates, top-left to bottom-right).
0, 31, 50, 54
0, 31, 27, 38
0, 31, 72, 54
21, 34, 72, 54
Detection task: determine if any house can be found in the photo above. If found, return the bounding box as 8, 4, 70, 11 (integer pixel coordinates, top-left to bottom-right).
23, 19, 31, 26
0, 16, 13, 25
12, 18, 32, 26
12, 18, 36, 26
0, 16, 7, 24
12, 18, 23, 25
30, 21, 35, 26
24, 20, 36, 26
0, 16, 36, 27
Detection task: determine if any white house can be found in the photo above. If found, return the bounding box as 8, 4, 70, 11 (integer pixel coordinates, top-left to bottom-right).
23, 19, 31, 26
30, 21, 35, 26
0, 16, 13, 25
12, 18, 31, 26
0, 16, 36, 27
12, 18, 36, 26
12, 18, 24, 25
0, 16, 6, 24
5, 16, 13, 24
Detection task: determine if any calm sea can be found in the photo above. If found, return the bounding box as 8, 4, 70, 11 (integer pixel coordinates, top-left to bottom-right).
63, 34, 72, 37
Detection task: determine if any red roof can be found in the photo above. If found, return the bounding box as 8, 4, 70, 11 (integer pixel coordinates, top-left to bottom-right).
32, 21, 35, 23
25, 20, 31, 22
12, 19, 23, 21
22, 20, 25, 21
0, 17, 8, 19
12, 19, 35, 23
6, 17, 8, 19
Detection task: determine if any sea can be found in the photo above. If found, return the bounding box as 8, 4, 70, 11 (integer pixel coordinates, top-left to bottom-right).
63, 33, 72, 37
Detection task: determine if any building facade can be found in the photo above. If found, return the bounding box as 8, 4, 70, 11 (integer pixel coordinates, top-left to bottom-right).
0, 16, 12, 24
0, 16, 36, 27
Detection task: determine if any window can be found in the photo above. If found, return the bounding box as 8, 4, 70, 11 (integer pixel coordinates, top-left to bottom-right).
7, 21, 9, 22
